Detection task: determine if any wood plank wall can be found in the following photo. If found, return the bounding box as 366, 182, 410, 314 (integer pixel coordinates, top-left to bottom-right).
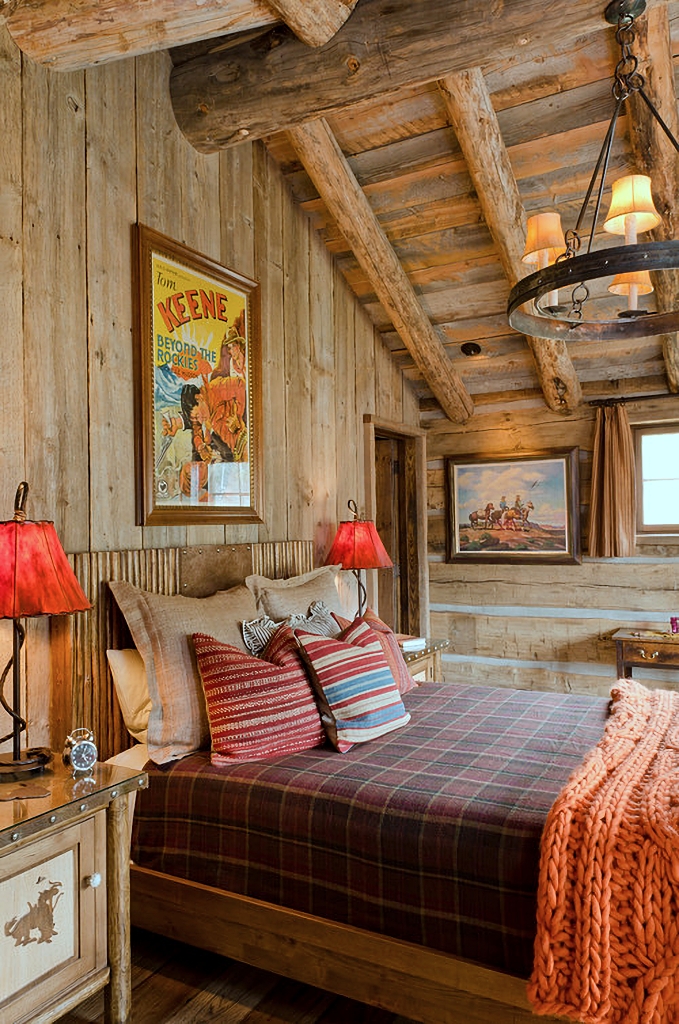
426, 395, 679, 698
0, 26, 419, 753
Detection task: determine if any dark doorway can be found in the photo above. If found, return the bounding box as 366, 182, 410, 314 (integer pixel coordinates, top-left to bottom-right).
372, 429, 425, 635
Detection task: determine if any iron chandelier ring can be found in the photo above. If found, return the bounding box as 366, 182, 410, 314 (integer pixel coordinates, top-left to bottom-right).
507, 241, 679, 342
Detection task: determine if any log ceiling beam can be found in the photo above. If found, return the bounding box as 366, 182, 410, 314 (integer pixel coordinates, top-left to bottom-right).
267, 1, 358, 48
627, 3, 679, 393
438, 68, 583, 414
1, 0, 357, 71
169, 0, 611, 152
288, 118, 474, 424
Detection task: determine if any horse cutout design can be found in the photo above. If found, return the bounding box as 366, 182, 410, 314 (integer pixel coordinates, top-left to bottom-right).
4, 877, 63, 946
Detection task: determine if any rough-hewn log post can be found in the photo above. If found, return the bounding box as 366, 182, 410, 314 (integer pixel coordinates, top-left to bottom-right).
627, 4, 679, 392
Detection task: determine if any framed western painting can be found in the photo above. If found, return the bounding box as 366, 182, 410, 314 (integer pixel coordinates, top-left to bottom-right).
446, 448, 581, 564
133, 224, 263, 525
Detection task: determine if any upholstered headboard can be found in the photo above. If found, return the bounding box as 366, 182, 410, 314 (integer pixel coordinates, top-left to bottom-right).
51, 542, 315, 760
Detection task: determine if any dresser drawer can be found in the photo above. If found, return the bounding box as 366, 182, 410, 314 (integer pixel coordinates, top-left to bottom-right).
620, 639, 679, 669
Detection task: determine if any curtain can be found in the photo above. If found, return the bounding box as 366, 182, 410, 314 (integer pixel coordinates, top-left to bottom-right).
588, 403, 636, 557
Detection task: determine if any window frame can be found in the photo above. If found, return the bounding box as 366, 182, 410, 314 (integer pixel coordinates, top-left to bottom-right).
634, 423, 679, 535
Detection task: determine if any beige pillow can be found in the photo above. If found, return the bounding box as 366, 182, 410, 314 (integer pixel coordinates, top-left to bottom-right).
106, 649, 151, 743
245, 565, 343, 619
108, 581, 257, 764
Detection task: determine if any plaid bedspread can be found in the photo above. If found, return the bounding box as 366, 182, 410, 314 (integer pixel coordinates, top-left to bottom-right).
131, 682, 608, 977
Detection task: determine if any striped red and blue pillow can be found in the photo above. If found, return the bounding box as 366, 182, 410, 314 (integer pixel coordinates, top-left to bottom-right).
331, 608, 418, 694
192, 627, 324, 763
294, 619, 410, 752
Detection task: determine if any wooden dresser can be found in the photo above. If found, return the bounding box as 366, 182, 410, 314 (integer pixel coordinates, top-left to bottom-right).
0, 759, 147, 1024
612, 628, 679, 680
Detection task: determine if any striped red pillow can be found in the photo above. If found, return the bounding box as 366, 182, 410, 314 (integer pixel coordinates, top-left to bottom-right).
331, 609, 418, 694
294, 620, 410, 752
192, 627, 324, 763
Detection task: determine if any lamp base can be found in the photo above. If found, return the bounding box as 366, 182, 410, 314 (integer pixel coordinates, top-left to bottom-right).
0, 747, 52, 783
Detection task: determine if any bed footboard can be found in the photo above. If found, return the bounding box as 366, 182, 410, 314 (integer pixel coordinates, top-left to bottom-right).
129, 865, 559, 1024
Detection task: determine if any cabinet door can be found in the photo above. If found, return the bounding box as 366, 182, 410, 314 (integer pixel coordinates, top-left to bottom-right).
0, 811, 107, 1023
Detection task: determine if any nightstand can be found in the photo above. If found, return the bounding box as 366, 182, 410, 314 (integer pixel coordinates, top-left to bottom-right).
0, 758, 147, 1024
612, 628, 679, 679
401, 638, 449, 682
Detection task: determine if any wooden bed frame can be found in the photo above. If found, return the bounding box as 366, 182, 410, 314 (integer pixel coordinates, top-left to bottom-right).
55, 542, 563, 1024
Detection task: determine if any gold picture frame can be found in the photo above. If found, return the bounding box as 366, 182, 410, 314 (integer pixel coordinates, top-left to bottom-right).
133, 224, 262, 525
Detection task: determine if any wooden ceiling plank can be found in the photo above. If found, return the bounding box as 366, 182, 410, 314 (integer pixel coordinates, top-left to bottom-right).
169, 0, 612, 152
627, 3, 679, 393
267, 0, 358, 48
438, 66, 583, 413
287, 118, 474, 423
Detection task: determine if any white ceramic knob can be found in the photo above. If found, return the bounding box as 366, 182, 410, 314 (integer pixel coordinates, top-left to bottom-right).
86, 872, 102, 889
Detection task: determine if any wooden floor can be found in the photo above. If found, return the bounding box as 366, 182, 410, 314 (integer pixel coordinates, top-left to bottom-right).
56, 927, 419, 1024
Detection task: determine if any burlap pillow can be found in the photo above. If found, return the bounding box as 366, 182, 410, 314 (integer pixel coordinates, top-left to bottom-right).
109, 581, 257, 764
245, 564, 343, 619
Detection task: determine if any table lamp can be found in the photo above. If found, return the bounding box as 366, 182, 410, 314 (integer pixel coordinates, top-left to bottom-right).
324, 499, 393, 618
0, 482, 91, 781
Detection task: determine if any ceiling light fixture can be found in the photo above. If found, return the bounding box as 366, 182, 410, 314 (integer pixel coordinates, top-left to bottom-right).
460, 342, 482, 356
507, 0, 679, 343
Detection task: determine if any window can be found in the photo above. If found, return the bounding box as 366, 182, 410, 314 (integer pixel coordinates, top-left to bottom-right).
634, 425, 679, 534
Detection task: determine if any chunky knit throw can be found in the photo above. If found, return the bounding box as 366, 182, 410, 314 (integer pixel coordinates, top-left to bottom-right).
529, 680, 679, 1024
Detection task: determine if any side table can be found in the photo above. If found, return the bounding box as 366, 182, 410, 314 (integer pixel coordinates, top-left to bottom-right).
0, 758, 147, 1024
401, 638, 449, 682
612, 627, 679, 679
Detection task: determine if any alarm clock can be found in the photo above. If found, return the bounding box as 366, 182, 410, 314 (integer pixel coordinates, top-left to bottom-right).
63, 728, 98, 776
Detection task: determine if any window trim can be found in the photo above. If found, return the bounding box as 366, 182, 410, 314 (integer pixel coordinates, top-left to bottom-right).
634, 423, 679, 535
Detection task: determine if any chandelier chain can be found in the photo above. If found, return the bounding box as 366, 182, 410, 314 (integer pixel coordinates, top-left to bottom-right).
613, 15, 644, 100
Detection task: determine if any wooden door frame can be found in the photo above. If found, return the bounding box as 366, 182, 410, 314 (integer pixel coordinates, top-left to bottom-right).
363, 414, 429, 636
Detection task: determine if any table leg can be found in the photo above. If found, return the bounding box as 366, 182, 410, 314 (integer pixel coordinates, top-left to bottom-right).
105, 794, 132, 1024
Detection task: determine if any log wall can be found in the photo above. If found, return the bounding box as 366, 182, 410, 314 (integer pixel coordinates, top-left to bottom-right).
0, 27, 419, 752
426, 395, 679, 697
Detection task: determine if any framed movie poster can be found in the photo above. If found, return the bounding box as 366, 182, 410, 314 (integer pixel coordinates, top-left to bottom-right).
133, 224, 262, 525
445, 448, 581, 564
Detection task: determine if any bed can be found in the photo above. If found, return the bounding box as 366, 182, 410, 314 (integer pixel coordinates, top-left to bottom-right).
55, 541, 615, 1024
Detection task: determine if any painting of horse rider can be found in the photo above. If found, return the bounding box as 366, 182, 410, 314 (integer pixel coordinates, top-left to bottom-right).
445, 449, 581, 564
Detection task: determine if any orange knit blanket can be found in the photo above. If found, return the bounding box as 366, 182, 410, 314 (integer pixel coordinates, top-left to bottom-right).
529, 680, 679, 1024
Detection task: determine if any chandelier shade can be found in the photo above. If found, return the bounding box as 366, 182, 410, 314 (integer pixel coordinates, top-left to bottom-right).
603, 174, 661, 239
522, 212, 567, 267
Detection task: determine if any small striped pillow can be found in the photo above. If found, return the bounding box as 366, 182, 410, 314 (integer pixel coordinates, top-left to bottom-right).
294, 620, 410, 752
241, 600, 339, 657
192, 629, 324, 763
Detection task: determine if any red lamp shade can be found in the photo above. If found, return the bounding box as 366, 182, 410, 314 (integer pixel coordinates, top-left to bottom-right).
0, 519, 91, 619
0, 482, 91, 780
324, 519, 393, 571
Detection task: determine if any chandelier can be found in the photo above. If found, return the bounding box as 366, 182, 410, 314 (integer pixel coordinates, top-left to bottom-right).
507, 0, 679, 343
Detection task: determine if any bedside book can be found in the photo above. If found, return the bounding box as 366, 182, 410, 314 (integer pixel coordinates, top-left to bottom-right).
399, 637, 427, 652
